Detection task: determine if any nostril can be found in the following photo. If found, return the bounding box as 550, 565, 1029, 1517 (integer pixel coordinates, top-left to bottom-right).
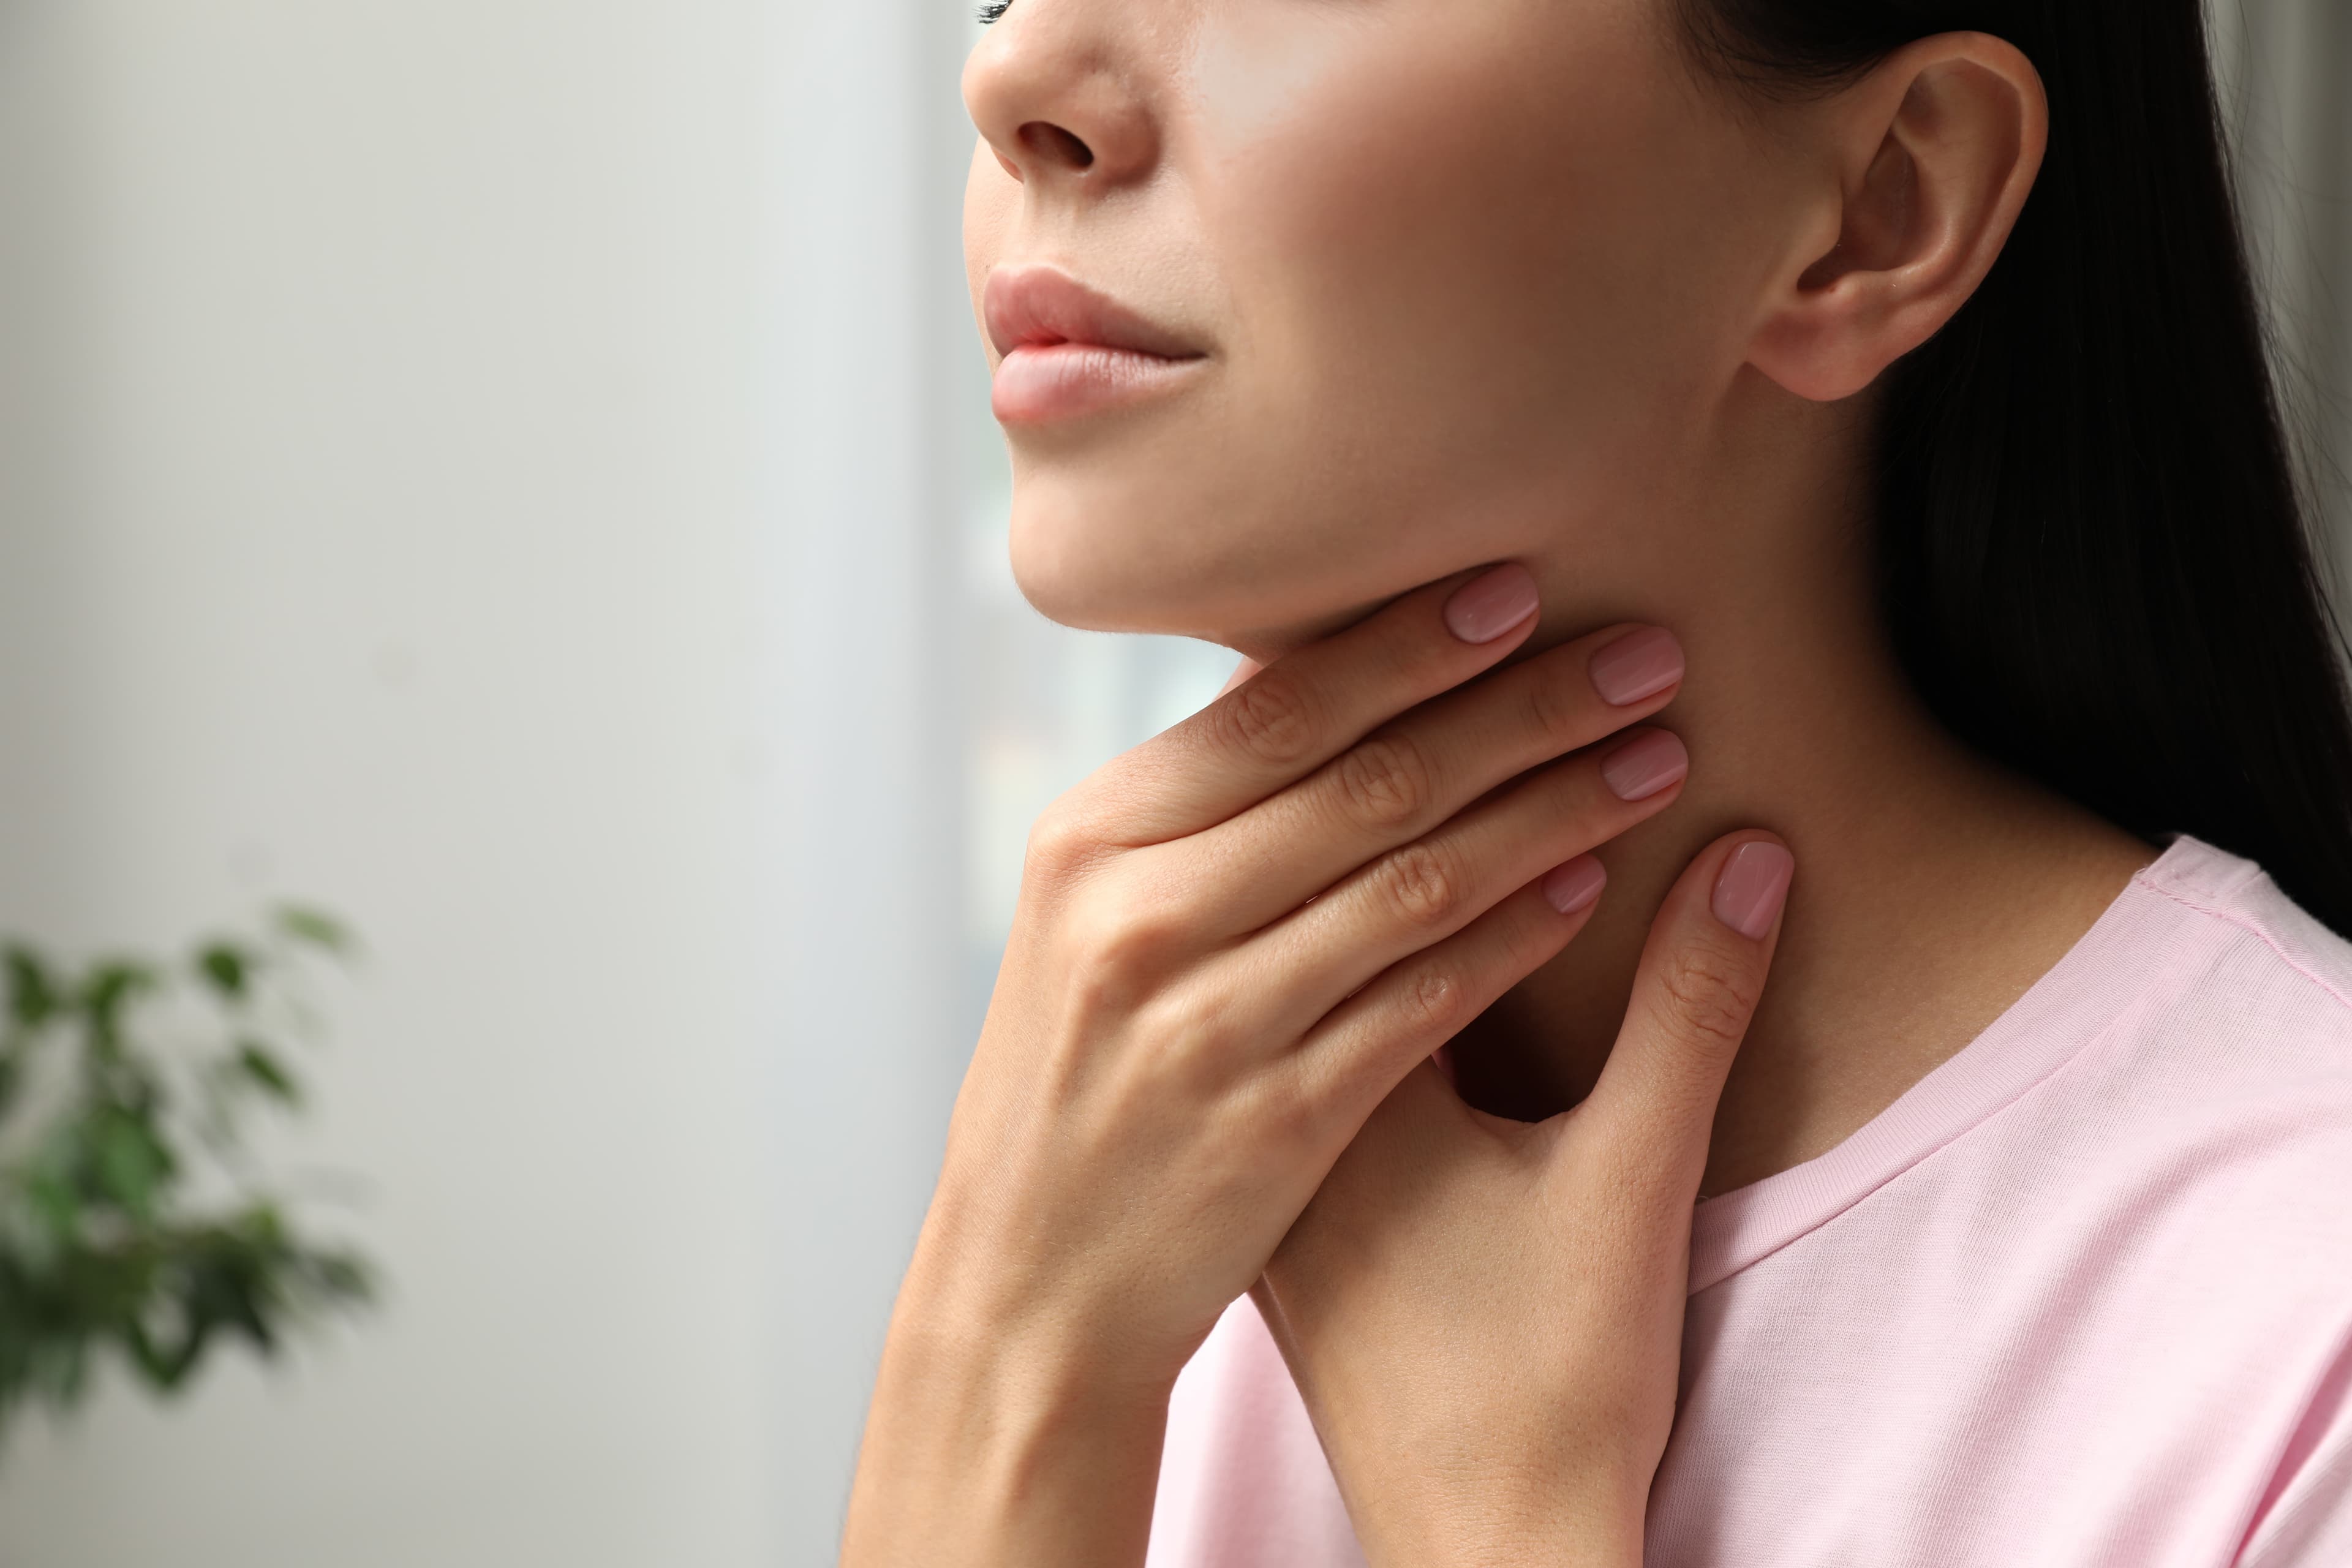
1019, 121, 1096, 171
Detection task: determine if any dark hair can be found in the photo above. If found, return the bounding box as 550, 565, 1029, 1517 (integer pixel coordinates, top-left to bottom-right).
1680, 0, 2352, 936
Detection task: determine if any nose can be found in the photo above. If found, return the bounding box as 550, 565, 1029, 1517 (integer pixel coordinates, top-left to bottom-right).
963, 7, 1159, 191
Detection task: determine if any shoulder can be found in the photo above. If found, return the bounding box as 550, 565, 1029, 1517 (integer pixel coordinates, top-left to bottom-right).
2035, 837, 2352, 1294
1972, 837, 2352, 1262
2123, 835, 2352, 1071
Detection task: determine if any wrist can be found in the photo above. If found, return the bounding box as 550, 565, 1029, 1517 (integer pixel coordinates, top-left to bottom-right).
841, 1286, 1177, 1568
1400, 1513, 1643, 1568
894, 1224, 1178, 1384
878, 1281, 1180, 1432
1360, 1464, 1647, 1568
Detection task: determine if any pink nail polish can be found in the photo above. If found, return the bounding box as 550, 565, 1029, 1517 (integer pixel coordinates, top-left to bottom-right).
1442, 565, 1540, 644
1712, 842, 1795, 940
1599, 730, 1689, 802
1588, 627, 1685, 706
1542, 855, 1607, 914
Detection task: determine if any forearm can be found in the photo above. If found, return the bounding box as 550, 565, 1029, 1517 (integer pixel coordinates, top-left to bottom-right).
840, 1294, 1175, 1568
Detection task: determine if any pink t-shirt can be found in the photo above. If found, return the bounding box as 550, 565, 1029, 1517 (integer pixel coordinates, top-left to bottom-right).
1147, 836, 2352, 1567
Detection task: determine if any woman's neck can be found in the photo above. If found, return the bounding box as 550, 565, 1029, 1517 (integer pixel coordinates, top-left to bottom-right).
1446, 394, 2155, 1195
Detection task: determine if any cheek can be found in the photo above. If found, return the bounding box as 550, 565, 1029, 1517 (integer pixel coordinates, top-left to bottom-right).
1196, 11, 1738, 506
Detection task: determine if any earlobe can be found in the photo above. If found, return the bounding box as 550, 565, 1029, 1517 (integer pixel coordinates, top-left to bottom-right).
1747, 34, 2048, 404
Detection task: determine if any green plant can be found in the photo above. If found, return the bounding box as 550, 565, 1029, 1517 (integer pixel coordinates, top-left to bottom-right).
0, 908, 376, 1432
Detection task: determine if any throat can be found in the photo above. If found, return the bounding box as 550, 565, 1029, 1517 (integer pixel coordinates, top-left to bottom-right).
1447, 914, 1644, 1125
1437, 768, 2156, 1198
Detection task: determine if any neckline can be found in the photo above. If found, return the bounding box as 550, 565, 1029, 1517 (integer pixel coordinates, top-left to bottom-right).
1685, 834, 2253, 1294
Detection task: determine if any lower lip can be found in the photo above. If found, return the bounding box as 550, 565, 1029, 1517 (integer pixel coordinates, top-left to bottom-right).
991, 343, 1207, 424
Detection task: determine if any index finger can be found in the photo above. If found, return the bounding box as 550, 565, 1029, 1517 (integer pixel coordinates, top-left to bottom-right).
1079, 564, 1542, 846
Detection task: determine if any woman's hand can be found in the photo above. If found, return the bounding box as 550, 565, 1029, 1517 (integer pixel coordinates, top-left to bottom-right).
839, 564, 1696, 1567
1254, 832, 1795, 1568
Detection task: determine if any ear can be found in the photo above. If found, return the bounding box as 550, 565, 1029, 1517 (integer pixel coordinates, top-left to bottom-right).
1746, 33, 2048, 403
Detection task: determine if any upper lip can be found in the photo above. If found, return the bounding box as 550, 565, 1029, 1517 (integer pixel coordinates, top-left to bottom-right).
983, 266, 1206, 361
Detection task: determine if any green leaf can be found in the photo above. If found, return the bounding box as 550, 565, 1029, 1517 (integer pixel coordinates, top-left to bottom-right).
5, 946, 56, 1028
309, 1252, 375, 1302
81, 962, 157, 1041
273, 907, 352, 956
195, 944, 254, 1001
93, 1112, 175, 1217
26, 1165, 80, 1240
232, 1043, 301, 1107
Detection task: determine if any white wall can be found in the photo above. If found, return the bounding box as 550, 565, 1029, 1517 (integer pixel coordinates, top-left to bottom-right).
0, 1, 967, 1563
2213, 0, 2352, 590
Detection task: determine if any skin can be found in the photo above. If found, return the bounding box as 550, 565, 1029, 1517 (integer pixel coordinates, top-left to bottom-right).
843, 1, 2157, 1563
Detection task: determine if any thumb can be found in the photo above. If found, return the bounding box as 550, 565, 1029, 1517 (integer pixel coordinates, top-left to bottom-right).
1582, 832, 1794, 1197
1218, 655, 1264, 698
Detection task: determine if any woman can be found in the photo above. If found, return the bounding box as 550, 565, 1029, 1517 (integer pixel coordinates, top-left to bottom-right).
844, 1, 2352, 1563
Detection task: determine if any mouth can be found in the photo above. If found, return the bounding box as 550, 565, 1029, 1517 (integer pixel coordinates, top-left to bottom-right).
983, 265, 1210, 425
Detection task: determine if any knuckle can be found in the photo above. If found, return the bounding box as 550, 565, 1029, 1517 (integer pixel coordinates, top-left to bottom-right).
1333, 733, 1437, 831
1502, 901, 1574, 970
1130, 981, 1245, 1077
1521, 666, 1591, 746
1398, 960, 1472, 1037
1373, 841, 1465, 930
1545, 752, 1599, 811
1656, 943, 1765, 1050
1081, 897, 1188, 981
1238, 1066, 1324, 1152
1215, 670, 1321, 767
1060, 929, 1176, 1021
1023, 804, 1102, 880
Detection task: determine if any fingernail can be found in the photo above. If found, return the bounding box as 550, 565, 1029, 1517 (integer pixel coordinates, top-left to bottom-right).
1542, 854, 1607, 914
1713, 841, 1795, 940
1443, 564, 1540, 644
1588, 627, 1685, 706
1599, 729, 1689, 802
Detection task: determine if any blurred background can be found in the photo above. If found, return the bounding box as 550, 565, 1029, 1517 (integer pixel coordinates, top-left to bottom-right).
0, 1, 2341, 1564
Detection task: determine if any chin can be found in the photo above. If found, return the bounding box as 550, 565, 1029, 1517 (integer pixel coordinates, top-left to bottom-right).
1003, 456, 1526, 656
1003, 467, 1291, 642
1006, 510, 1425, 673
1006, 494, 1225, 638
